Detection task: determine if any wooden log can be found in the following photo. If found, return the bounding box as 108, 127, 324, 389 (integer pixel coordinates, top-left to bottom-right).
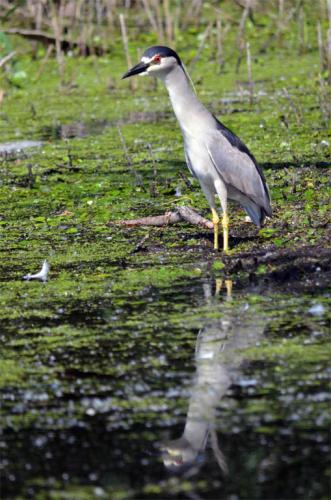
177, 206, 213, 229
108, 211, 182, 227
108, 206, 213, 230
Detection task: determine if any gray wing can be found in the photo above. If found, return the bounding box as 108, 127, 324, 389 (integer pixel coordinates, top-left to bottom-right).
206, 125, 272, 217
184, 147, 197, 179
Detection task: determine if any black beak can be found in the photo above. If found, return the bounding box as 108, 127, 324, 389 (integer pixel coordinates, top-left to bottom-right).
122, 61, 150, 79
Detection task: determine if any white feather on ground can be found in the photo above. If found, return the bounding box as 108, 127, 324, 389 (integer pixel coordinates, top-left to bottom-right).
23, 260, 49, 282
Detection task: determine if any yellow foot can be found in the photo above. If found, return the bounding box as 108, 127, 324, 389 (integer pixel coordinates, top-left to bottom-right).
211, 208, 220, 251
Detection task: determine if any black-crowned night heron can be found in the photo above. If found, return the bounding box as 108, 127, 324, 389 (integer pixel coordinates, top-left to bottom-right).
122, 46, 272, 252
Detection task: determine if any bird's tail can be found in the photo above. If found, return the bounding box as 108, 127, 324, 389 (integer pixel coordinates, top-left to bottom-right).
244, 203, 268, 227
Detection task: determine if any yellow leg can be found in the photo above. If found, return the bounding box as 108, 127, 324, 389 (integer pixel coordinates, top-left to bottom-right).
215, 278, 222, 296
224, 279, 232, 299
215, 279, 232, 299
211, 208, 219, 250
222, 212, 229, 253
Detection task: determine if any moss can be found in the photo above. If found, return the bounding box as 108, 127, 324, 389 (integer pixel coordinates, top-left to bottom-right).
246, 339, 331, 369
0, 3, 330, 499
0, 359, 25, 387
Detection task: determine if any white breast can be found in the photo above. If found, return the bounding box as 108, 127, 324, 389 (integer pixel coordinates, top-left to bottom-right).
184, 135, 218, 185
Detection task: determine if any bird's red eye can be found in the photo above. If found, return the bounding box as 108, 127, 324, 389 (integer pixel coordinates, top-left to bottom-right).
153, 55, 161, 64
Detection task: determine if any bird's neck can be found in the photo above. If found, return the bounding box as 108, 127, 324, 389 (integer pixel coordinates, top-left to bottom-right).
161, 65, 211, 134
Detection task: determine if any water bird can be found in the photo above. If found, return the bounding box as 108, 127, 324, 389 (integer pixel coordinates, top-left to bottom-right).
122, 46, 272, 252
160, 279, 265, 474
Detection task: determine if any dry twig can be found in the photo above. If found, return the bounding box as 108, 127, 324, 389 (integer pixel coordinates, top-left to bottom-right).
0, 51, 16, 69
246, 41, 254, 105
119, 13, 136, 91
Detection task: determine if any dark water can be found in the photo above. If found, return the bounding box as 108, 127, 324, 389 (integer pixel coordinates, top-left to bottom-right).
0, 140, 43, 157
1, 276, 330, 499
39, 111, 170, 140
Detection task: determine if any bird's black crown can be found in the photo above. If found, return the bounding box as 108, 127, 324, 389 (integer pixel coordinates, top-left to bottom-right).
143, 46, 182, 66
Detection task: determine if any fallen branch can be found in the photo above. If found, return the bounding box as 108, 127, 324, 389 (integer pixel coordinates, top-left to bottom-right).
3, 29, 105, 56
108, 206, 213, 230
109, 211, 181, 227
177, 206, 213, 229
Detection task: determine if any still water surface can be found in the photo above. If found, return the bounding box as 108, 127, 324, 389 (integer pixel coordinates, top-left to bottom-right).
1, 276, 330, 499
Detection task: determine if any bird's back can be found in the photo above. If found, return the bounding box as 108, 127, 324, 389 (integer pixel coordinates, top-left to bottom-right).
214, 116, 271, 211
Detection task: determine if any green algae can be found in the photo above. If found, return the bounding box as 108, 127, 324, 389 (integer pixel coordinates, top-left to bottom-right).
0, 359, 25, 388
0, 3, 331, 499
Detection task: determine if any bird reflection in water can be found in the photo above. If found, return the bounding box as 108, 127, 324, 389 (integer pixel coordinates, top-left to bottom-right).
160, 279, 264, 476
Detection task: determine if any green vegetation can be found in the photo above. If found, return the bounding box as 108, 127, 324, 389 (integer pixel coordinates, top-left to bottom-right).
0, 1, 330, 498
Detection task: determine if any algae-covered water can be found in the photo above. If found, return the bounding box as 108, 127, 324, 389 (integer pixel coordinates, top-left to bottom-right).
1, 4, 331, 498
1, 276, 330, 499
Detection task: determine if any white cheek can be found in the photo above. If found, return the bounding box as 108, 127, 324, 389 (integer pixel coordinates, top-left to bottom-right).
148, 65, 164, 74
146, 66, 158, 76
